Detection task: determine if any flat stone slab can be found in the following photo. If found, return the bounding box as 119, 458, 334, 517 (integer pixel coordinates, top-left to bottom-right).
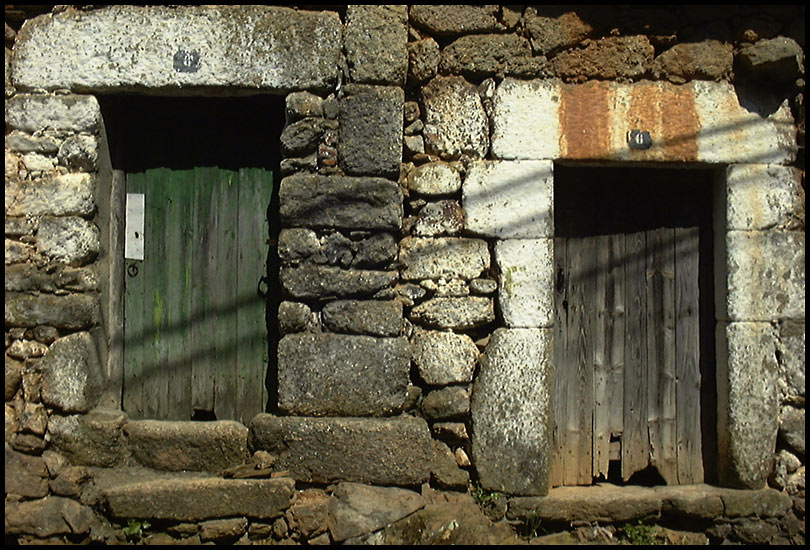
277, 333, 410, 416
124, 420, 249, 473
12, 6, 341, 93
507, 484, 792, 524
250, 414, 434, 486
103, 475, 295, 521
399, 237, 490, 281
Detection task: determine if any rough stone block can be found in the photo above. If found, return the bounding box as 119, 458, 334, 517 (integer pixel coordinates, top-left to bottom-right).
421, 75, 489, 160
103, 477, 295, 521
12, 6, 341, 93
495, 239, 554, 328
36, 216, 100, 266
5, 496, 95, 537
549, 35, 654, 81
339, 84, 403, 178
5, 130, 63, 154
409, 297, 495, 330
5, 445, 50, 498
651, 40, 734, 83
280, 117, 337, 157
725, 164, 804, 230
405, 161, 462, 195
5, 292, 98, 329
413, 200, 464, 236
344, 6, 408, 85
776, 320, 805, 403
399, 237, 490, 281
47, 409, 127, 467
471, 328, 553, 495
327, 482, 424, 542
280, 174, 403, 231
322, 300, 402, 336
39, 332, 104, 413
5, 94, 100, 133
463, 160, 553, 239
280, 264, 397, 300
407, 38, 439, 83
277, 333, 410, 416
125, 420, 249, 472
440, 34, 532, 79
421, 386, 470, 421
5, 173, 95, 217
409, 5, 501, 36
716, 322, 779, 489
523, 9, 593, 56
250, 414, 434, 486
722, 230, 804, 321
411, 329, 478, 385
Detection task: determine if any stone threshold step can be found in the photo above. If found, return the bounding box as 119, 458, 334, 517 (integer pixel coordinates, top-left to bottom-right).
92, 468, 295, 522
507, 483, 792, 524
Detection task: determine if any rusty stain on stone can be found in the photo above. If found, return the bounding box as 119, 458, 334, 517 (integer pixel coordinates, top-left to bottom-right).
559, 81, 612, 159
627, 82, 699, 162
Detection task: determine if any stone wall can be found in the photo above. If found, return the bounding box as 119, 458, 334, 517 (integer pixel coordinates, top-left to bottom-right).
5, 4, 805, 545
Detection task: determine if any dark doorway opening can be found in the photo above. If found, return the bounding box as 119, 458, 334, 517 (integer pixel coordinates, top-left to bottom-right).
99, 95, 284, 423
551, 164, 717, 487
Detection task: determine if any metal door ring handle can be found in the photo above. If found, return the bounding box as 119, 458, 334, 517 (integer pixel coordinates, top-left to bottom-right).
127, 263, 139, 277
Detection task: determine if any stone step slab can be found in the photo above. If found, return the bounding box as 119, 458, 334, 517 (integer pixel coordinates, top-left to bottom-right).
124, 420, 249, 473
103, 477, 295, 521
250, 414, 434, 486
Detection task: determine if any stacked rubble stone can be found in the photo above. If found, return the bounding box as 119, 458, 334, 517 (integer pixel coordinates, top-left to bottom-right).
5, 4, 806, 545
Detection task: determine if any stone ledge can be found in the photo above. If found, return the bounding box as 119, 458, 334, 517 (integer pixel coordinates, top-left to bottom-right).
102, 475, 295, 521
507, 484, 793, 524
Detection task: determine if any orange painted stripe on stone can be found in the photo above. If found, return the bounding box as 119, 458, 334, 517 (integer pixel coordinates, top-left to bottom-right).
626, 82, 699, 162
559, 81, 613, 160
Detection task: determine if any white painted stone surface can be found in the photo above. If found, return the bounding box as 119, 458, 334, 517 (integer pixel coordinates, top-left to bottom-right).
495, 239, 554, 328
716, 321, 779, 489
463, 160, 553, 239
399, 237, 489, 281
12, 6, 341, 93
723, 230, 805, 321
725, 164, 804, 230
489, 78, 796, 164
471, 328, 553, 495
490, 78, 560, 160
694, 81, 796, 165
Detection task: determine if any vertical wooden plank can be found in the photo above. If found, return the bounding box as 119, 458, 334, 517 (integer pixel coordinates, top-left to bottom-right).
123, 172, 145, 419
594, 234, 625, 479
191, 167, 216, 415
593, 235, 610, 479
676, 227, 703, 484
607, 234, 626, 448
214, 170, 239, 421
550, 238, 567, 487
164, 170, 193, 420
646, 228, 678, 485
141, 168, 170, 420
564, 237, 594, 485
623, 231, 649, 480
235, 167, 271, 423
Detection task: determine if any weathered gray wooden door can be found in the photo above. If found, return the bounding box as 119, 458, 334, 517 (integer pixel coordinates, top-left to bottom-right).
123, 166, 271, 423
551, 227, 703, 486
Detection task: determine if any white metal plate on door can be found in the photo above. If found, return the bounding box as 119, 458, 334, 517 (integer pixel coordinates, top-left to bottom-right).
125, 193, 145, 260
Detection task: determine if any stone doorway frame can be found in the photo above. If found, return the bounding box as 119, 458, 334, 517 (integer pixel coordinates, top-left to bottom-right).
468, 78, 803, 496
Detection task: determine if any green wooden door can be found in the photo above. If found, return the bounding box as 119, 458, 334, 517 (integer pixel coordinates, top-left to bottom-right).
123, 166, 271, 423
